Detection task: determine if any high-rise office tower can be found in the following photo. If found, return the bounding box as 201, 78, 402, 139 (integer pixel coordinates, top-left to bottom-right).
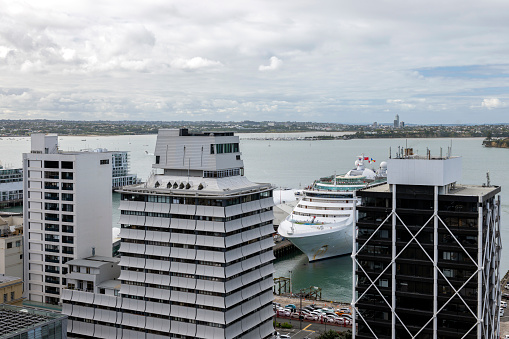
62, 129, 275, 338
353, 149, 501, 339
23, 134, 112, 305
394, 114, 400, 128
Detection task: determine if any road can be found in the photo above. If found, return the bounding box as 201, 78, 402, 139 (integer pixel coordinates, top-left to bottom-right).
274, 315, 351, 338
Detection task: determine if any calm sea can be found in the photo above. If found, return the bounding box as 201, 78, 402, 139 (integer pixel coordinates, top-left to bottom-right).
1, 135, 507, 302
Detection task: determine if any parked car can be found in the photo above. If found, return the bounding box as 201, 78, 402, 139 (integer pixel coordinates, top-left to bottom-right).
286, 304, 297, 309
280, 335, 291, 339
505, 283, 509, 289
501, 300, 507, 308
304, 314, 318, 321
500, 308, 505, 317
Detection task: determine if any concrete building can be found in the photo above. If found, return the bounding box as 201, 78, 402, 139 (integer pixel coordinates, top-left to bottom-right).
0, 275, 23, 306
0, 303, 68, 338
23, 133, 112, 305
0, 164, 23, 208
0, 213, 23, 278
353, 149, 502, 338
393, 114, 400, 128
62, 129, 275, 339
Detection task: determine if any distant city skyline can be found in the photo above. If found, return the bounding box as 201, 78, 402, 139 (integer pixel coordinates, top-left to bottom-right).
1, 0, 509, 124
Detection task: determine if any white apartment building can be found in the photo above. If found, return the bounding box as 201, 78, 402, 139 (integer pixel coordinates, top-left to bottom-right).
62, 129, 275, 339
23, 134, 113, 305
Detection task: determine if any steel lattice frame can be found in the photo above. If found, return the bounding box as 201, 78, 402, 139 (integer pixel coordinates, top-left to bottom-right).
352, 186, 501, 339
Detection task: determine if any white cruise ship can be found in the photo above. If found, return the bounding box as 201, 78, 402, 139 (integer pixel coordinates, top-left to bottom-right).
278, 156, 387, 261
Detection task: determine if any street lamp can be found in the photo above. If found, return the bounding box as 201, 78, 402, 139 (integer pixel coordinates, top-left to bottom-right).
289, 270, 292, 294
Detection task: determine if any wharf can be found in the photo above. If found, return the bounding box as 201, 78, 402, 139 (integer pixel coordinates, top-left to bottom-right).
274, 239, 299, 258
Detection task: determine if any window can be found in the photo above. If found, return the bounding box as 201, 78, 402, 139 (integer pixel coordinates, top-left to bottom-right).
10, 292, 14, 300
3, 294, 6, 303
100, 159, 109, 165
7, 242, 12, 249
15, 240, 21, 247
61, 161, 73, 169
155, 156, 160, 164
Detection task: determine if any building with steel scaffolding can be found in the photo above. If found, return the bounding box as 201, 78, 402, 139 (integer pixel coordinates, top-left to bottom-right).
352, 149, 502, 339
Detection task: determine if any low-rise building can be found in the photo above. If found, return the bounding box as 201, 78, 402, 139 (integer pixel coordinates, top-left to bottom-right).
0, 303, 68, 338
0, 275, 23, 306
0, 213, 23, 278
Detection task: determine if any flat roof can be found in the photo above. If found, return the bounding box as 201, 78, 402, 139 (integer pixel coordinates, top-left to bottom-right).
0, 304, 66, 337
66, 256, 120, 268
0, 275, 22, 284
97, 279, 121, 290
359, 183, 501, 197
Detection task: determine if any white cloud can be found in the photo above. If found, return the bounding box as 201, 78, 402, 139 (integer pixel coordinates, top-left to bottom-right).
0, 0, 509, 123
258, 56, 282, 71
481, 98, 506, 109
170, 57, 222, 70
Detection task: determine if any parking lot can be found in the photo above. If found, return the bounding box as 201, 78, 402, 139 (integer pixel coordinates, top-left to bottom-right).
274, 315, 352, 338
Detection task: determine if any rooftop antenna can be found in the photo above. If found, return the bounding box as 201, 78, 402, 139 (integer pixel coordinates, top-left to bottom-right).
389, 147, 391, 159
486, 171, 490, 187
440, 147, 442, 158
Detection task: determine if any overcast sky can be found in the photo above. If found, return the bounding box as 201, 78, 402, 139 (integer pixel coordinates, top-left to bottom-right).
1, 0, 509, 124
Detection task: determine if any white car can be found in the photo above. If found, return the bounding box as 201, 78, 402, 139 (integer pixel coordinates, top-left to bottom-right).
506, 283, 509, 289
501, 301, 507, 308
500, 308, 504, 317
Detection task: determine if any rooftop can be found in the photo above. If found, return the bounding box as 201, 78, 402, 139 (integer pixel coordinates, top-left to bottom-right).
120, 174, 272, 196
0, 275, 22, 284
360, 183, 501, 197
66, 256, 120, 268
0, 304, 66, 337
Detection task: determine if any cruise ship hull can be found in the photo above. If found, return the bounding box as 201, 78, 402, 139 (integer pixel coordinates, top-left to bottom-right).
278, 220, 353, 262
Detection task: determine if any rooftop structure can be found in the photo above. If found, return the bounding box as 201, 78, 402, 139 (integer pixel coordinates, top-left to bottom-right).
353, 149, 502, 338
62, 129, 275, 338
0, 303, 67, 338
23, 133, 113, 305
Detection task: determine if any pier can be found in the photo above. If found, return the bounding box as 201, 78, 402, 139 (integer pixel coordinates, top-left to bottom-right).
274, 239, 299, 258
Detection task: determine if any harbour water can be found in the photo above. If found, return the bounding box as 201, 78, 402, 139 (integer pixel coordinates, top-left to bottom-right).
1, 134, 508, 302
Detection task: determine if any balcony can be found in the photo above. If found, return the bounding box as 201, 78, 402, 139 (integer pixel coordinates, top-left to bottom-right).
45, 256, 60, 263
62, 225, 74, 233
44, 183, 59, 190
45, 266, 60, 274
45, 245, 59, 253
61, 172, 73, 180
45, 214, 59, 221
45, 224, 59, 232
62, 246, 74, 255
45, 287, 60, 295
62, 236, 74, 244
62, 194, 73, 201
62, 215, 74, 223
62, 183, 73, 191
44, 193, 59, 200
45, 235, 60, 242
44, 203, 59, 211
45, 276, 60, 284
61, 204, 73, 212
44, 172, 59, 179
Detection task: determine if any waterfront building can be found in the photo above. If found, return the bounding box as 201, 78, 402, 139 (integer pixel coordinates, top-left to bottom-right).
0, 275, 23, 306
62, 129, 275, 338
23, 133, 112, 305
0, 163, 23, 208
353, 149, 502, 339
0, 213, 23, 278
0, 303, 68, 338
